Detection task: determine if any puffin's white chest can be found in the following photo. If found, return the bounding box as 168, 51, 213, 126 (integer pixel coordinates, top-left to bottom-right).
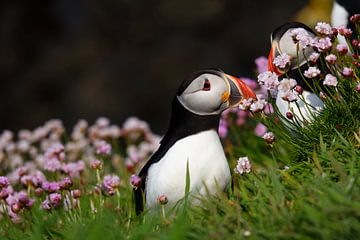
145, 130, 230, 209
276, 90, 324, 125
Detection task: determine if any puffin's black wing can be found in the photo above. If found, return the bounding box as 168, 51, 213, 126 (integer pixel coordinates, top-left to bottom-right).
133, 97, 220, 214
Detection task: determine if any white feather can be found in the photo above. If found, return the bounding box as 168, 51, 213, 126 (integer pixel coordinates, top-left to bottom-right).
145, 129, 230, 209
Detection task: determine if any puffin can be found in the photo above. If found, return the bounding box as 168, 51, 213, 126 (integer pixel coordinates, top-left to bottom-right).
134, 69, 256, 214
267, 22, 324, 125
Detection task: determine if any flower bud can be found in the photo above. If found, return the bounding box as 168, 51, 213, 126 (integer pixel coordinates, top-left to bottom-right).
286, 112, 293, 119
91, 160, 103, 170
294, 85, 303, 94
72, 189, 81, 199
34, 188, 44, 197
262, 132, 275, 144
11, 203, 22, 213
355, 84, 360, 93
158, 195, 168, 205
319, 92, 327, 100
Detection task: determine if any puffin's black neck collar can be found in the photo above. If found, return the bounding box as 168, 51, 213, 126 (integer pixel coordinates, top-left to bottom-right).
161, 97, 220, 145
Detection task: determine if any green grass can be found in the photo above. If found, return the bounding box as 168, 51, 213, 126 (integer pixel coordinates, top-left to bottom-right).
1, 106, 359, 239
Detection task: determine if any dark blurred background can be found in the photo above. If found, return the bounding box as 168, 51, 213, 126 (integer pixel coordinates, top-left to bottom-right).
0, 0, 332, 134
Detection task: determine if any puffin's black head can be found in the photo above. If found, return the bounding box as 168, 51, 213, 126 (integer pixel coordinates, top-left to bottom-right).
176, 69, 256, 116
268, 22, 316, 76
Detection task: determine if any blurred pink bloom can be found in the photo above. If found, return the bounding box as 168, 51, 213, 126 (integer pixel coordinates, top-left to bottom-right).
315, 22, 332, 35
263, 132, 275, 144
96, 117, 110, 128
95, 140, 112, 155
61, 161, 85, 177
42, 181, 60, 193
254, 123, 267, 137
49, 193, 62, 207
355, 84, 360, 93
273, 53, 291, 69
0, 176, 9, 189
130, 174, 142, 188
304, 66, 321, 78
157, 195, 168, 205
255, 56, 268, 73
41, 199, 51, 210
342, 67, 354, 77
323, 74, 338, 87
91, 159, 103, 170
218, 119, 228, 138
234, 157, 251, 175
102, 175, 120, 195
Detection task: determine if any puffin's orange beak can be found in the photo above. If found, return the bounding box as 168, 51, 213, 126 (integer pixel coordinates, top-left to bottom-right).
224, 74, 257, 107
268, 46, 282, 76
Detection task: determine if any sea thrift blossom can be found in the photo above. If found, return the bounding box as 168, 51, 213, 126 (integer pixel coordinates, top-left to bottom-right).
255, 56, 268, 73
309, 52, 320, 63
323, 74, 338, 87
41, 199, 52, 210
277, 78, 298, 102
91, 159, 103, 170
42, 181, 60, 193
263, 132, 275, 144
355, 84, 360, 93
49, 193, 62, 207
257, 71, 280, 91
312, 37, 332, 52
234, 157, 251, 175
158, 195, 168, 205
250, 98, 267, 112
304, 66, 321, 78
95, 140, 112, 155
238, 98, 254, 111
0, 176, 9, 189
130, 174, 142, 188
342, 67, 354, 77
218, 118, 228, 138
325, 54, 337, 64
337, 25, 353, 37
273, 53, 291, 69
254, 123, 267, 137
336, 43, 348, 54
315, 22, 333, 35
289, 28, 313, 48
102, 175, 120, 195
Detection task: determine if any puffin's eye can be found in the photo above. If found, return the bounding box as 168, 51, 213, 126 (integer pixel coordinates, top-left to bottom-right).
202, 79, 211, 91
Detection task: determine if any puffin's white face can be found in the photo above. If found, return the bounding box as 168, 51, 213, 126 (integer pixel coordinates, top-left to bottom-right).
268, 23, 316, 74
177, 71, 256, 115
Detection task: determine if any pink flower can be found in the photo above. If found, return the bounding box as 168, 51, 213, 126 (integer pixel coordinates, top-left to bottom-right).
255, 56, 268, 73
0, 187, 11, 199
0, 176, 9, 189
102, 175, 120, 195
323, 74, 338, 87
257, 71, 280, 91
273, 53, 291, 69
239, 98, 254, 111
304, 66, 321, 78
289, 28, 313, 49
218, 118, 228, 138
42, 181, 60, 193
315, 22, 333, 35
337, 25, 353, 37
312, 37, 332, 52
130, 174, 142, 188
336, 43, 348, 54
309, 52, 320, 63
355, 83, 360, 93
95, 140, 112, 155
277, 78, 298, 102
325, 54, 337, 64
41, 199, 51, 210
234, 157, 251, 175
342, 67, 354, 77
250, 98, 267, 112
157, 195, 168, 205
61, 161, 85, 177
91, 159, 103, 170
49, 193, 62, 206
254, 123, 267, 137
262, 132, 275, 144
